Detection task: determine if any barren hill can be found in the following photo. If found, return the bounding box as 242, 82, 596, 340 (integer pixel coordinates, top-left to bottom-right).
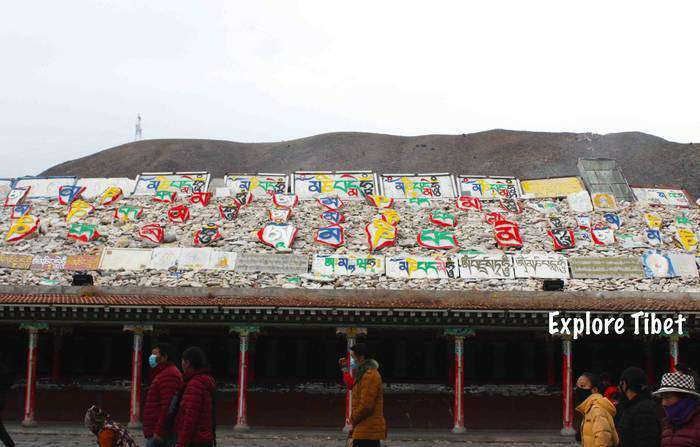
42, 129, 699, 197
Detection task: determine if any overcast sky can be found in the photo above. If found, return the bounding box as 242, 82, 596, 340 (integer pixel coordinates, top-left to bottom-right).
1, 1, 698, 177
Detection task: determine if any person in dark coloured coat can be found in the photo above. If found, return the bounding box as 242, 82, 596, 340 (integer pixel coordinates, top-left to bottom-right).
653, 366, 700, 447
143, 343, 183, 447
617, 366, 661, 447
174, 347, 216, 447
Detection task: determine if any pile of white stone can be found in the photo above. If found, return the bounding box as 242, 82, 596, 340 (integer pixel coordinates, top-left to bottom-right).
0, 195, 698, 292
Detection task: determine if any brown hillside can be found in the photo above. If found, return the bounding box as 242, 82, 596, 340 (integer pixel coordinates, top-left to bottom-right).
41, 129, 699, 197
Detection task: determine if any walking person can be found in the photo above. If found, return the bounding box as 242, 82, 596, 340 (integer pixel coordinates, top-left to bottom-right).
617, 366, 660, 447
575, 372, 619, 447
143, 343, 182, 447
653, 365, 700, 447
174, 347, 216, 447
0, 351, 16, 447
346, 343, 386, 447
84, 405, 138, 447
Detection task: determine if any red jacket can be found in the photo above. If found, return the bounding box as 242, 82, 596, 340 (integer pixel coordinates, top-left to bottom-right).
142, 362, 183, 438
661, 406, 700, 447
175, 369, 216, 447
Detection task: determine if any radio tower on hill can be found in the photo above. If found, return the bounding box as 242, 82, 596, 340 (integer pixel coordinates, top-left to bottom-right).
134, 114, 142, 140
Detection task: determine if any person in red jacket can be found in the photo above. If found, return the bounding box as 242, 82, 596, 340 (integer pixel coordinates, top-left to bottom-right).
143, 343, 183, 447
175, 347, 216, 447
653, 365, 700, 447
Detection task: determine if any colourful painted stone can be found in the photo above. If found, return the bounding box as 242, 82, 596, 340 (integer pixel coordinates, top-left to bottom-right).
675, 216, 693, 229
366, 194, 394, 209
576, 214, 591, 229
591, 224, 615, 245
233, 191, 254, 207
5, 215, 39, 242
591, 193, 618, 211
317, 196, 344, 211
547, 215, 564, 229
58, 185, 85, 205
97, 187, 123, 207
189, 191, 212, 207
167, 204, 191, 224
194, 223, 222, 246
380, 209, 400, 226
218, 204, 239, 221
644, 213, 663, 230
269, 208, 292, 223
273, 194, 299, 209
644, 229, 662, 246
139, 223, 165, 244
485, 212, 507, 226
258, 223, 298, 251
429, 211, 457, 228
676, 228, 698, 252
4, 187, 29, 207
408, 197, 431, 208
321, 211, 345, 224
365, 218, 397, 252
455, 196, 482, 212
548, 228, 575, 251
10, 204, 31, 220
66, 200, 94, 223
603, 213, 622, 230
417, 229, 459, 249
499, 198, 522, 214
493, 220, 522, 249
153, 190, 177, 203
114, 206, 142, 222
67, 222, 100, 243
314, 224, 345, 248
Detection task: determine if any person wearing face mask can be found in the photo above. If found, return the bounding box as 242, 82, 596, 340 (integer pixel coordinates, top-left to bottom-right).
575, 372, 620, 447
653, 365, 700, 447
346, 343, 386, 447
617, 366, 661, 447
143, 343, 183, 447
174, 347, 216, 447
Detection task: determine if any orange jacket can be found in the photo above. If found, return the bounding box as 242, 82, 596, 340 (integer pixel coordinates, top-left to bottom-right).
350, 359, 386, 440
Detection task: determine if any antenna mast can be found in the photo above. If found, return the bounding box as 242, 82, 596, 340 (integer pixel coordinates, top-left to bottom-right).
135, 114, 142, 140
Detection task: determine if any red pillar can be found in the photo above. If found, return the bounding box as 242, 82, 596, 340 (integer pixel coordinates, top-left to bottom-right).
235, 333, 250, 430
22, 326, 40, 427
668, 336, 679, 373
230, 326, 260, 431
124, 325, 151, 428
560, 336, 574, 435
452, 335, 465, 433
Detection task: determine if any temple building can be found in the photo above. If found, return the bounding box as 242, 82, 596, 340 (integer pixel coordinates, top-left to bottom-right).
0, 169, 698, 432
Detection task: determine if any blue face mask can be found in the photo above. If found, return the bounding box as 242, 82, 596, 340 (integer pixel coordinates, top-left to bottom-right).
349, 357, 358, 369
148, 354, 158, 368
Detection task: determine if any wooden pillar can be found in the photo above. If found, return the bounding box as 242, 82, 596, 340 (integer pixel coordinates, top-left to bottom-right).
20, 323, 47, 427
230, 325, 261, 431
668, 335, 679, 373
124, 325, 152, 428
445, 328, 475, 434
560, 336, 575, 436
336, 327, 367, 433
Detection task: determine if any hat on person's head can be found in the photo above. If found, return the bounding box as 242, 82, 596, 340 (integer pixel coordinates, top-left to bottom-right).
653, 370, 700, 398
620, 366, 648, 390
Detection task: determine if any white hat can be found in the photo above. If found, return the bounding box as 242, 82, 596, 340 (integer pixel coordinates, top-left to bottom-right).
653, 370, 700, 398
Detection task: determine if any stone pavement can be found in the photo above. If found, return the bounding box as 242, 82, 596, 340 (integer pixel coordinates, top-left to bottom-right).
5, 425, 578, 446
